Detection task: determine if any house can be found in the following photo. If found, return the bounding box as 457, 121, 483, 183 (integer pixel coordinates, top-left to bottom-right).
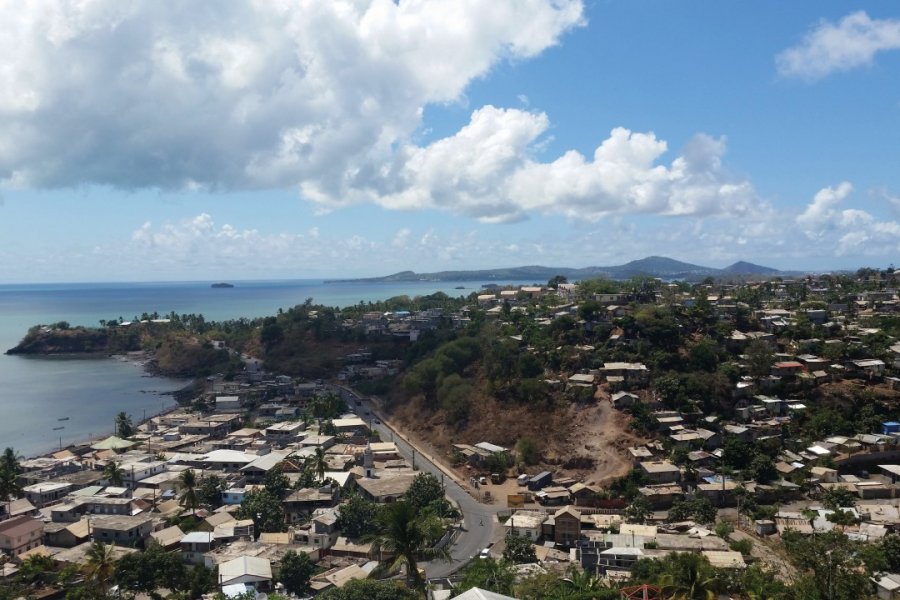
874, 573, 900, 600
354, 471, 416, 503
218, 556, 273, 591
0, 516, 44, 556
22, 481, 72, 507
215, 396, 243, 412
149, 525, 184, 550
44, 519, 90, 548
284, 485, 341, 522
181, 531, 217, 565
505, 511, 545, 542
554, 506, 581, 546
611, 391, 639, 409
89, 515, 152, 548
240, 452, 289, 484
638, 461, 681, 484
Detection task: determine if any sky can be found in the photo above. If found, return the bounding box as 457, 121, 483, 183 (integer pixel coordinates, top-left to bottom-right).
1, 1, 899, 282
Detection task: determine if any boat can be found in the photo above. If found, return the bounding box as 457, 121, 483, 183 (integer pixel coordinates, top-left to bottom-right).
52, 426, 64, 431
58, 417, 69, 421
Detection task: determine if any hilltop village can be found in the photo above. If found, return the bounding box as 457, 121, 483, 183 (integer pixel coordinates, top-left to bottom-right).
2, 267, 900, 599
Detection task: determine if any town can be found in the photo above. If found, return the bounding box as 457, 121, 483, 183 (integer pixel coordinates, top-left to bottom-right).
2, 266, 900, 600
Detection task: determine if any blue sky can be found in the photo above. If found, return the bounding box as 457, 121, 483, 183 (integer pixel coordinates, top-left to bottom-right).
0, 1, 898, 282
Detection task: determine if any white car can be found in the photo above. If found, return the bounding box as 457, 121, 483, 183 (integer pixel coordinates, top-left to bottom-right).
479, 548, 491, 559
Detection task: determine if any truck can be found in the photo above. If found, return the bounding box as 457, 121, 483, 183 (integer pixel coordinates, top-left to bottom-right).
516, 473, 530, 486
527, 471, 552, 491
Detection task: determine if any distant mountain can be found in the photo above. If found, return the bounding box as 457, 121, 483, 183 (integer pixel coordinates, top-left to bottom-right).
325, 256, 783, 284
722, 261, 780, 275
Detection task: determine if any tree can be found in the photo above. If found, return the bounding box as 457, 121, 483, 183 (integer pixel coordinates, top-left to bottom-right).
264, 465, 291, 499
405, 472, 444, 511
83, 540, 118, 596
197, 474, 225, 508
179, 469, 198, 513
317, 579, 419, 600
879, 534, 900, 572
455, 558, 516, 596
503, 532, 537, 564
746, 341, 774, 378
783, 530, 873, 600
101, 461, 124, 488
822, 486, 857, 510
668, 497, 717, 524
517, 436, 541, 466
365, 500, 450, 591
548, 275, 568, 289
278, 550, 316, 596
115, 542, 186, 596
238, 489, 286, 535
336, 492, 381, 538
657, 552, 721, 600
0, 447, 22, 500
624, 495, 652, 524
115, 411, 134, 438
312, 447, 327, 483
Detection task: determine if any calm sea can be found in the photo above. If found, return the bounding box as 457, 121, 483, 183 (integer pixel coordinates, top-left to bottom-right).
0, 279, 513, 457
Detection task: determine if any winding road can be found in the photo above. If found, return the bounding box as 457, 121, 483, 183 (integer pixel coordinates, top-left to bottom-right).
330, 384, 501, 578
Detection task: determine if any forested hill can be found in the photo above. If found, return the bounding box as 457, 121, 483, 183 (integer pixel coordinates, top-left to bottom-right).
324, 256, 782, 283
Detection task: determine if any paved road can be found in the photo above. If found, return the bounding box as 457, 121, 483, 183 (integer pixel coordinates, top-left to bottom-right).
330, 384, 500, 578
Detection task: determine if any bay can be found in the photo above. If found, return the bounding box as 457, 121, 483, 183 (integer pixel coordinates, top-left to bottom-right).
0, 278, 520, 457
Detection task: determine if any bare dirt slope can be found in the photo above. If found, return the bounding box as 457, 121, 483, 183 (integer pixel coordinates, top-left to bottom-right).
386, 386, 641, 486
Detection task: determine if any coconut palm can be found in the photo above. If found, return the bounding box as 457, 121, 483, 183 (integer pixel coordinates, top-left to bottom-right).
115, 411, 134, 438
0, 447, 22, 500
365, 500, 450, 591
657, 552, 719, 600
313, 446, 327, 483
102, 461, 124, 487
0, 447, 21, 473
84, 540, 117, 595
180, 468, 198, 513
562, 565, 613, 596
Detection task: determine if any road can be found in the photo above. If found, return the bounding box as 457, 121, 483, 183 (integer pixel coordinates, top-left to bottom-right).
329, 384, 500, 578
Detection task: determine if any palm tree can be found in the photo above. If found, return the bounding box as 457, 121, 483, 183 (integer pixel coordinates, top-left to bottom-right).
115, 411, 133, 438
313, 447, 327, 483
180, 469, 198, 513
562, 565, 613, 596
0, 447, 22, 500
102, 461, 124, 487
365, 500, 450, 591
84, 540, 117, 595
0, 447, 21, 473
657, 553, 719, 600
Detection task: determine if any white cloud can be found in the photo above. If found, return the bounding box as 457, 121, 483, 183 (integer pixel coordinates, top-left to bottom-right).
0, 0, 583, 193
336, 107, 764, 223
777, 11, 900, 80
795, 182, 900, 256
0, 1, 767, 226
796, 181, 854, 235
391, 228, 411, 248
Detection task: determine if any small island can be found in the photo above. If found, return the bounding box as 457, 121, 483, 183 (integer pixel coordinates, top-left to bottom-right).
210, 282, 234, 288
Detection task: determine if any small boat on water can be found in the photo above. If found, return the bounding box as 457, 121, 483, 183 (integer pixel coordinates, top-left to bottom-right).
52, 426, 64, 431
58, 417, 69, 421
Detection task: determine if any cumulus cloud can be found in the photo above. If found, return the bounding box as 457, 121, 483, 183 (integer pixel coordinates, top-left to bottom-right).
0, 0, 583, 192
322, 106, 764, 223
0, 1, 768, 224
777, 11, 900, 80
795, 182, 900, 256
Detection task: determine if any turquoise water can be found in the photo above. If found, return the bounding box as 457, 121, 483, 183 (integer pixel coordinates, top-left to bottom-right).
0, 279, 512, 457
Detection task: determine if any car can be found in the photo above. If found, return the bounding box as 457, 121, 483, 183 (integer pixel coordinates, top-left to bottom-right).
479, 548, 490, 559
374, 419, 381, 424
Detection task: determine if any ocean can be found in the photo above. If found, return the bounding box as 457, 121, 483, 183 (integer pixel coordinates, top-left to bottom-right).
0, 278, 513, 457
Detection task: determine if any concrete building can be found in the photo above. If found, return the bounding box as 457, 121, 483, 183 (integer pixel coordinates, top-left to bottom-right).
0, 516, 43, 556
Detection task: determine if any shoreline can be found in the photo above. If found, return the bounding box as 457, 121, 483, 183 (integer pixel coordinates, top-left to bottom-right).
25, 353, 198, 460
